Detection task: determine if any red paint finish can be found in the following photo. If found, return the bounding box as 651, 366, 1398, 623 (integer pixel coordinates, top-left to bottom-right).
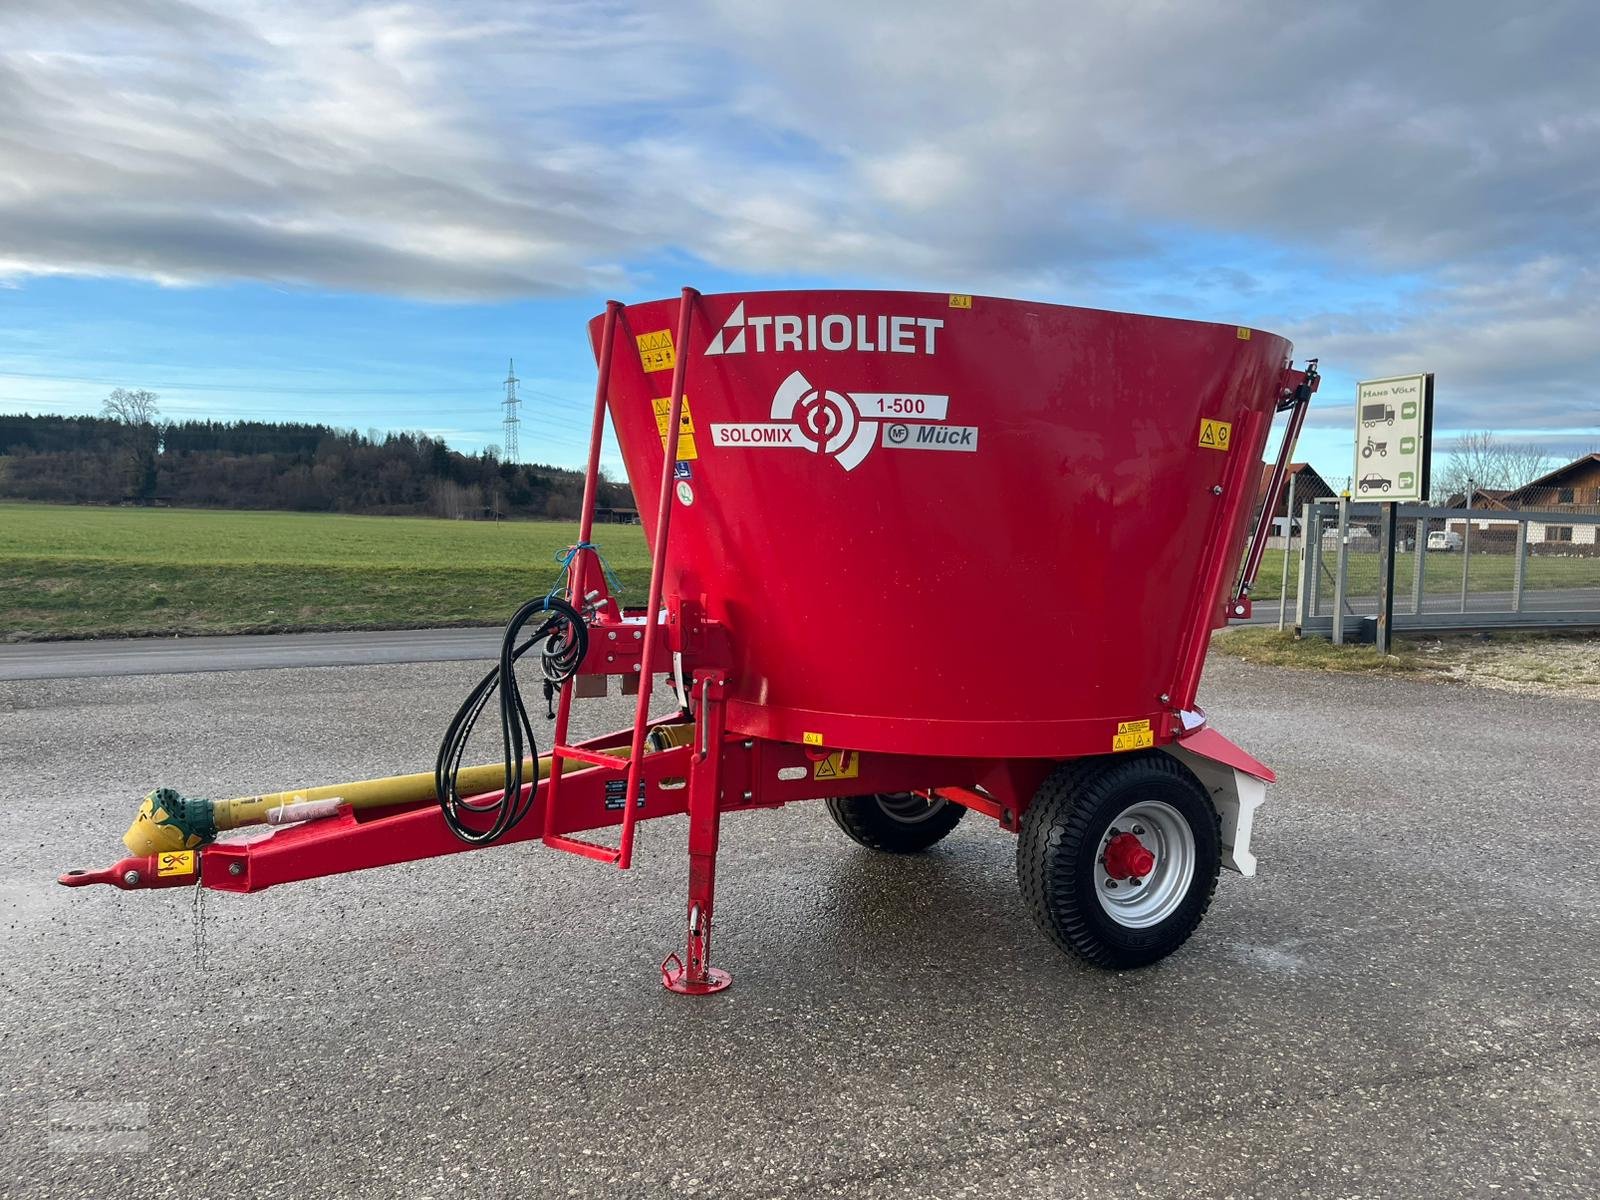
620, 288, 697, 869
51, 733, 990, 896
592, 291, 1296, 758
1103, 831, 1156, 880
1173, 726, 1277, 783
57, 854, 199, 890
665, 672, 734, 994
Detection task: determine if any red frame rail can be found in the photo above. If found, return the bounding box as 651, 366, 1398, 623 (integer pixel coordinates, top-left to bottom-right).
542, 299, 622, 860
620, 287, 697, 870
181, 725, 993, 896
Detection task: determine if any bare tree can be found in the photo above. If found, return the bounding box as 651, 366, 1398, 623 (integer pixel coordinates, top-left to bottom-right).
101, 388, 162, 502
102, 388, 161, 426
596, 463, 632, 509
1431, 431, 1553, 502
1498, 441, 1557, 490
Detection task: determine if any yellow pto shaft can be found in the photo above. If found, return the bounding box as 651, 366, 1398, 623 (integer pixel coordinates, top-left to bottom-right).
119, 722, 698, 857
124, 757, 557, 856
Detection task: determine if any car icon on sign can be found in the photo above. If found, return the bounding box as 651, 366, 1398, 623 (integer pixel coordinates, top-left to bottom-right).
1358, 473, 1391, 493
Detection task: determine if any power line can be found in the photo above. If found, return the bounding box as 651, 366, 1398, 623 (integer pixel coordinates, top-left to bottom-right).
502, 358, 521, 463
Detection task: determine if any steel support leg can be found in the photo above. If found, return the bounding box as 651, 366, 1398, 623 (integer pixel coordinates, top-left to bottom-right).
662, 674, 731, 995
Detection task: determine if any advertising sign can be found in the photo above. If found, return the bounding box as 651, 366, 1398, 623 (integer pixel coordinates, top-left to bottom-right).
1352, 374, 1433, 503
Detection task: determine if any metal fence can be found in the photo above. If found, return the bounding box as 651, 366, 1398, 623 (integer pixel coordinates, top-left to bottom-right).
1296, 501, 1600, 638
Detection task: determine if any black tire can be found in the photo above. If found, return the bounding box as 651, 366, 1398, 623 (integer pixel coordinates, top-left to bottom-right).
825, 792, 965, 853
1017, 753, 1221, 969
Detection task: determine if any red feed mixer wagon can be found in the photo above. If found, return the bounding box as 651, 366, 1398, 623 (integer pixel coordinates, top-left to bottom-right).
61, 288, 1317, 993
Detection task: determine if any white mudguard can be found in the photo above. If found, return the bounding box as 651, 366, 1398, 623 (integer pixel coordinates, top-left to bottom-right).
1161, 727, 1272, 877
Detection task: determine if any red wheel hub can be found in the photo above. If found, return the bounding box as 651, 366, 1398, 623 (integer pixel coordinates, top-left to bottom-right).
1103, 831, 1155, 880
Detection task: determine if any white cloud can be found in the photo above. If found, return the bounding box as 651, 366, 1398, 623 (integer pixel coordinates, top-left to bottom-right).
0, 0, 1596, 431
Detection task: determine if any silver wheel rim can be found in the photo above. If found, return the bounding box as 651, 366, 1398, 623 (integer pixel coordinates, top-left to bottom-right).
1094, 800, 1196, 929
874, 793, 947, 825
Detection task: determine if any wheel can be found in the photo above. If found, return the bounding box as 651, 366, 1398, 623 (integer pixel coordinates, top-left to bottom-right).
825, 792, 965, 853
1362, 445, 1371, 458
1017, 753, 1221, 969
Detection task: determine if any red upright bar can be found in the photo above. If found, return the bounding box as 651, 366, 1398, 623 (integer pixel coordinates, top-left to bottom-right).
618, 287, 696, 869
543, 300, 622, 846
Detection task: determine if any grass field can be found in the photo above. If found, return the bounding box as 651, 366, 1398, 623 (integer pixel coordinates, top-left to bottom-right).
1, 503, 650, 639
5, 501, 1595, 641
1213, 627, 1600, 700
1246, 542, 1599, 606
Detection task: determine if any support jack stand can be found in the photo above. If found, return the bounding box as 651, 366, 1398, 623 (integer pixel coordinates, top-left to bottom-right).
661, 903, 731, 993
662, 951, 732, 995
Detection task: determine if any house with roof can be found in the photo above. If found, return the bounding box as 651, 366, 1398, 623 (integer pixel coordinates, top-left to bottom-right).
1437, 455, 1600, 548
1504, 453, 1600, 547
1440, 488, 1521, 545
1254, 463, 1334, 538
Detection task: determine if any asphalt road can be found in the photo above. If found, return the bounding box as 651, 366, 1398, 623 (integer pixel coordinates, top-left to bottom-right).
0, 627, 505, 681
2, 657, 1596, 1198
5, 584, 1599, 681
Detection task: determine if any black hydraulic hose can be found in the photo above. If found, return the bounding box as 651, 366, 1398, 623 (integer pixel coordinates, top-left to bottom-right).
435, 596, 588, 844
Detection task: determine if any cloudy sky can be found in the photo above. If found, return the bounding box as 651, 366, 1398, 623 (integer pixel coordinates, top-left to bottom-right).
1, 0, 1595, 481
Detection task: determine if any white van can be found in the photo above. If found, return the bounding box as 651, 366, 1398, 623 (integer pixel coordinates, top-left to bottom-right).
1428, 530, 1462, 552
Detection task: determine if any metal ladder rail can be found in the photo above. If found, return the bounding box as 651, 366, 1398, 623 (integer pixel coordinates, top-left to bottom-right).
542, 288, 697, 868
617, 287, 697, 869
542, 299, 624, 860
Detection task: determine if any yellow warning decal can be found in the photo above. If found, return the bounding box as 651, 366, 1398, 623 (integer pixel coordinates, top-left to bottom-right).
1112, 719, 1154, 753
637, 329, 675, 373
802, 731, 824, 746
813, 750, 860, 781
157, 850, 196, 877
948, 294, 973, 309
1197, 418, 1232, 452
1236, 327, 1251, 340
652, 395, 698, 460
